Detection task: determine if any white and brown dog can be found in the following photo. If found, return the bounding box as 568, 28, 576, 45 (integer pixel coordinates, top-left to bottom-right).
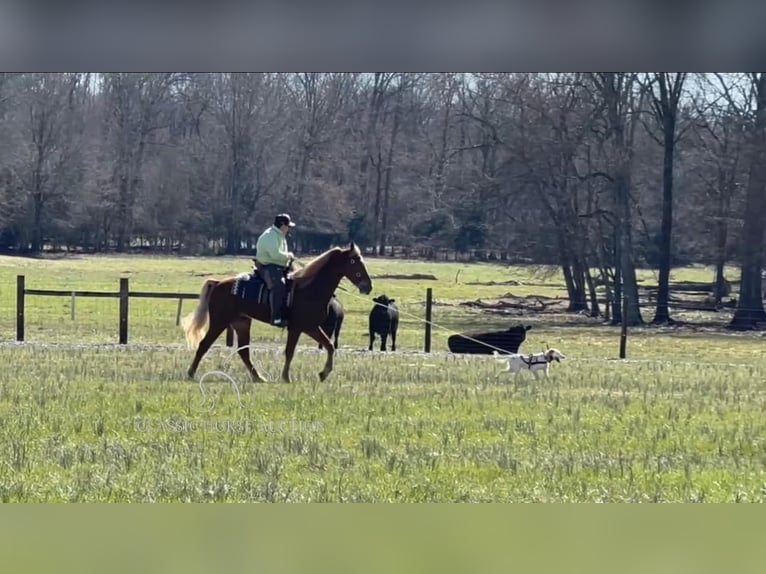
493, 348, 566, 379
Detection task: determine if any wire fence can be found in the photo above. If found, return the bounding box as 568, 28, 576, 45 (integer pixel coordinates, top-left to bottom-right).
9, 273, 766, 360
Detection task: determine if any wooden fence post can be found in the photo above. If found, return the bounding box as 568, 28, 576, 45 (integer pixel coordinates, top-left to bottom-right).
16, 275, 25, 342
175, 298, 183, 326
119, 278, 129, 344
619, 295, 628, 359
424, 287, 433, 353
71, 292, 76, 320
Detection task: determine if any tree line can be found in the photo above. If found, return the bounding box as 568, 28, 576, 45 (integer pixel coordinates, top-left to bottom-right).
1, 73, 765, 328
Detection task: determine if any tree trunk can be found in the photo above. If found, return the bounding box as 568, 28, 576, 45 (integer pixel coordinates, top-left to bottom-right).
31, 195, 43, 253
358, 74, 387, 220
225, 80, 240, 255
615, 171, 642, 325
562, 260, 575, 305
729, 74, 766, 329
570, 257, 588, 312
649, 73, 685, 324
31, 146, 45, 253
116, 171, 129, 252
585, 267, 600, 317
596, 72, 642, 325
611, 232, 623, 325
713, 173, 731, 305
371, 153, 383, 250
653, 113, 676, 323
559, 233, 587, 312
379, 81, 404, 255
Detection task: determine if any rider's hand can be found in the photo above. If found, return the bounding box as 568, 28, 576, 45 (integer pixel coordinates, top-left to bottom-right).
288, 252, 295, 260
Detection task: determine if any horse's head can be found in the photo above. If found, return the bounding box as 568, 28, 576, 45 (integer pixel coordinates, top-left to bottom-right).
341, 242, 373, 295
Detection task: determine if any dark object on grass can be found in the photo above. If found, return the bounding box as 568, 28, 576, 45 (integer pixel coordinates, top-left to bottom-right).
319, 294, 344, 349
447, 324, 532, 354
369, 295, 399, 351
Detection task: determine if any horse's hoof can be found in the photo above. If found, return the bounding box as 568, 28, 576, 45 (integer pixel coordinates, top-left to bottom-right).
319, 371, 330, 382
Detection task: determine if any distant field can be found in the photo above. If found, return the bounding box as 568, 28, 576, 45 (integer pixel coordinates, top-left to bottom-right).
0, 254, 748, 352
1, 254, 764, 502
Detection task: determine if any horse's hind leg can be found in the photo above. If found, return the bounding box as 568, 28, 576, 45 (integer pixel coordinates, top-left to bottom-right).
232, 316, 266, 383
187, 312, 231, 380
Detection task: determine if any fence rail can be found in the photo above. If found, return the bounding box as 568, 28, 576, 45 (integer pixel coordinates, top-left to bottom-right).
15, 275, 234, 346
14, 275, 437, 351
12, 272, 766, 358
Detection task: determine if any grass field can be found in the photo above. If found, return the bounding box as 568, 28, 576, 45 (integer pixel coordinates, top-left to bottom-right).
1, 254, 765, 502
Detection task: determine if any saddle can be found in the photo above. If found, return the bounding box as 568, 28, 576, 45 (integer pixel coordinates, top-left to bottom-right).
232, 262, 295, 312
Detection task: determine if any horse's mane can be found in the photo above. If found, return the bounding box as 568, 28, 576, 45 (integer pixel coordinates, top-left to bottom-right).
288, 244, 361, 285
288, 247, 342, 283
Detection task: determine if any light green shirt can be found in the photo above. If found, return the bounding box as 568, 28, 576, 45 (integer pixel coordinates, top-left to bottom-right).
255, 225, 290, 267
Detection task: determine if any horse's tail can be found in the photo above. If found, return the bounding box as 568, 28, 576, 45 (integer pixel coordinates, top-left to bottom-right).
181, 279, 218, 350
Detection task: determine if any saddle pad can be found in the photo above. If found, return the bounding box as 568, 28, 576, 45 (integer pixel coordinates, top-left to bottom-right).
231, 272, 267, 302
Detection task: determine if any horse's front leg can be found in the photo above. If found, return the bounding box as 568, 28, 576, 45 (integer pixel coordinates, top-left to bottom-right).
306, 327, 335, 382
233, 320, 267, 383
281, 327, 301, 383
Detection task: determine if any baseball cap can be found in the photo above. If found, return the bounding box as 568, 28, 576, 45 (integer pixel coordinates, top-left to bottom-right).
274, 213, 296, 227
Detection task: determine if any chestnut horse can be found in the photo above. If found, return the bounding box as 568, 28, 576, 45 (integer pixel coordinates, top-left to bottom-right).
182, 243, 372, 383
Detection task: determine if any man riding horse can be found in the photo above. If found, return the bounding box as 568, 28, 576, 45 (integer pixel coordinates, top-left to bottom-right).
183, 229, 373, 383
254, 213, 296, 327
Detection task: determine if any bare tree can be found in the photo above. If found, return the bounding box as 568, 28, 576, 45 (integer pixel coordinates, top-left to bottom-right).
199, 73, 289, 253
357, 73, 397, 232
378, 74, 411, 254
691, 76, 748, 304
723, 73, 766, 329
426, 74, 460, 209
10, 74, 84, 252
2, 69, 763, 310
101, 73, 181, 252
643, 73, 687, 323
285, 73, 355, 221
589, 73, 645, 325
518, 74, 597, 312
0, 74, 21, 244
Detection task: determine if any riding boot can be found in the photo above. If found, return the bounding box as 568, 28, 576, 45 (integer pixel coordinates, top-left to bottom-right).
259, 264, 286, 326
268, 270, 287, 326
269, 290, 285, 325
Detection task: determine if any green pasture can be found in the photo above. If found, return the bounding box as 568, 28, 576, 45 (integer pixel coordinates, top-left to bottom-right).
1, 254, 764, 502
0, 254, 749, 356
